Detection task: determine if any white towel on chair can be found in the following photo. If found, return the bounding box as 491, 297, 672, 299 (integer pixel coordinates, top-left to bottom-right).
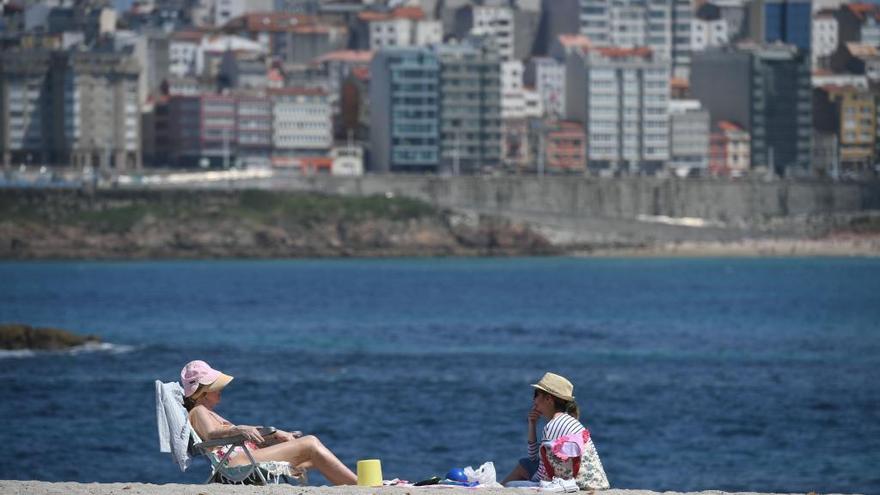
155, 380, 192, 471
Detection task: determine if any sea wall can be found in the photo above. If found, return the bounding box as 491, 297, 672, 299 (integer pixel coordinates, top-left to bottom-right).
255, 176, 880, 226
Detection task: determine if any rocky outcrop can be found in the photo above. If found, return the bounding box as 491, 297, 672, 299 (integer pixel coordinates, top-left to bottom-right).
0, 189, 558, 259
0, 323, 101, 350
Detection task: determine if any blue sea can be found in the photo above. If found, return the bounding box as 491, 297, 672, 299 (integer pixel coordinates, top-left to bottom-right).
0, 258, 878, 493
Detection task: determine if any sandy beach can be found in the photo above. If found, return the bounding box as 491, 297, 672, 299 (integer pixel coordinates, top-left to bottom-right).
0, 482, 847, 495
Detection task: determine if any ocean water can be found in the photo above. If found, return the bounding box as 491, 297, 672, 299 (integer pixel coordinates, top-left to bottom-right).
0, 258, 878, 493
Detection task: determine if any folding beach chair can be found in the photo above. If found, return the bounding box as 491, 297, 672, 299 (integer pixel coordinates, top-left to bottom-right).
155, 380, 308, 486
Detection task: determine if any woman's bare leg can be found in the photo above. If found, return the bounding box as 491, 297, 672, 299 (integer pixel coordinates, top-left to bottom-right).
230, 435, 357, 485
502, 463, 530, 485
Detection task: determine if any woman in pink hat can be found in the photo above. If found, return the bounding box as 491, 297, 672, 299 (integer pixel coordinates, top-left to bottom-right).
181, 360, 357, 485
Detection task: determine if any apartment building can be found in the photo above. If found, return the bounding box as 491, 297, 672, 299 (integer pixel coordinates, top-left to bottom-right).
156, 94, 236, 167
357, 7, 441, 51
369, 47, 440, 173
63, 50, 142, 169
813, 10, 838, 68
751, 0, 812, 52
692, 44, 812, 176
532, 56, 565, 117
835, 2, 880, 47
668, 99, 711, 176
235, 94, 272, 167
579, 0, 672, 61
468, 5, 515, 61
0, 49, 53, 167
223, 12, 349, 66
269, 87, 332, 158
501, 60, 542, 120
693, 3, 730, 52
565, 45, 670, 174
544, 120, 586, 172
436, 42, 502, 174
813, 84, 876, 174
1, 48, 141, 169
709, 120, 751, 177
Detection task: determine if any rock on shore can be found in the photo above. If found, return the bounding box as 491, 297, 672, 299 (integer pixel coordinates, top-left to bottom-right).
0, 482, 839, 495
0, 189, 556, 259
0, 323, 101, 350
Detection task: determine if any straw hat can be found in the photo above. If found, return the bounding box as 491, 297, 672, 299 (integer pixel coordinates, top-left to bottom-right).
531, 372, 574, 401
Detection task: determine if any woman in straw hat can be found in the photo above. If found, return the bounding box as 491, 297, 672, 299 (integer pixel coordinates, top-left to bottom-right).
181, 360, 357, 485
502, 372, 609, 487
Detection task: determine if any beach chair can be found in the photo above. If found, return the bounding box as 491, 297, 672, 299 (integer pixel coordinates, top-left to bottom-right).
155, 380, 308, 486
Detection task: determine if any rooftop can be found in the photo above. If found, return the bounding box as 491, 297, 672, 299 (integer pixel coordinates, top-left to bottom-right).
358, 6, 425, 22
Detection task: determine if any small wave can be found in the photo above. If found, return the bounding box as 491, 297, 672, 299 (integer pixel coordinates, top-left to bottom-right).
0, 342, 136, 359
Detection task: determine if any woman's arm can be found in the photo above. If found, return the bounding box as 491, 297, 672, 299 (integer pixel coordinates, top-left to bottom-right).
189, 406, 265, 443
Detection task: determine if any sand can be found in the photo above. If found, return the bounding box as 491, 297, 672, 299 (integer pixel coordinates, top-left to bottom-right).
0, 482, 846, 495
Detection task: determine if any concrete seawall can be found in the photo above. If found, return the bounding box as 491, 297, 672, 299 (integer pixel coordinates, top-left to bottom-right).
145, 175, 880, 243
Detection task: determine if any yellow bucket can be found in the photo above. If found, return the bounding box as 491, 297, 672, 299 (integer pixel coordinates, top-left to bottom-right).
357, 459, 383, 487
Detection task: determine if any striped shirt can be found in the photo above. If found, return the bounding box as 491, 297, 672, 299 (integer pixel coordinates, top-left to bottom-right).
528, 413, 586, 481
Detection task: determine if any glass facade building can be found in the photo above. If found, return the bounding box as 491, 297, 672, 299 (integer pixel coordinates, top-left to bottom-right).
763, 0, 812, 52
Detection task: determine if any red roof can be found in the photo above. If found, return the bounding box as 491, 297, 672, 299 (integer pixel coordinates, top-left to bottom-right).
351, 66, 370, 81
224, 12, 341, 33
267, 87, 328, 96
171, 30, 206, 42
358, 6, 425, 22
847, 3, 880, 22
670, 77, 689, 89
313, 50, 374, 64
717, 120, 744, 132
595, 46, 653, 58
557, 34, 591, 50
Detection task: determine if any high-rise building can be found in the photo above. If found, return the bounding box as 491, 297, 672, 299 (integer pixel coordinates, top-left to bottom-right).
369, 42, 502, 174
436, 42, 502, 173
671, 0, 693, 79
0, 49, 54, 167
369, 47, 440, 173
579, 0, 672, 61
668, 99, 710, 175
1, 48, 141, 169
268, 87, 333, 158
813, 84, 876, 175
565, 45, 670, 174
691, 44, 812, 176
751, 0, 812, 52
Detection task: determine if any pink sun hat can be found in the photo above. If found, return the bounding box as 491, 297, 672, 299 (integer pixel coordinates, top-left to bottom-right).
180, 360, 233, 398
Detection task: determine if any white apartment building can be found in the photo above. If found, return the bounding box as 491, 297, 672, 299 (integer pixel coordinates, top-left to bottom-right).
533, 57, 566, 117
211, 0, 273, 27
471, 5, 515, 61
692, 20, 728, 51
501, 61, 542, 119
812, 12, 838, 68
668, 99, 710, 176
269, 88, 333, 154
363, 8, 442, 50
579, 0, 672, 62
565, 46, 670, 173
170, 33, 265, 78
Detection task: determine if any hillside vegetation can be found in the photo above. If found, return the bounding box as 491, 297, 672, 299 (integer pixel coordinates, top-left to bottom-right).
0, 188, 555, 259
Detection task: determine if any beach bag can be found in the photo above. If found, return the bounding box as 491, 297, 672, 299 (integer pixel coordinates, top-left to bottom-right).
539, 429, 610, 490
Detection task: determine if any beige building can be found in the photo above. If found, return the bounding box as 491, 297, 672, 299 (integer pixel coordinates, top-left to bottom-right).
63, 51, 142, 169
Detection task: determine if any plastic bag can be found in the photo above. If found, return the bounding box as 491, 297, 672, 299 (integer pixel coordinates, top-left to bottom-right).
463, 461, 501, 487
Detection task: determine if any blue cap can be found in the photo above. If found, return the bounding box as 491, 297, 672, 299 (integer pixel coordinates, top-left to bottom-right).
446, 468, 467, 482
